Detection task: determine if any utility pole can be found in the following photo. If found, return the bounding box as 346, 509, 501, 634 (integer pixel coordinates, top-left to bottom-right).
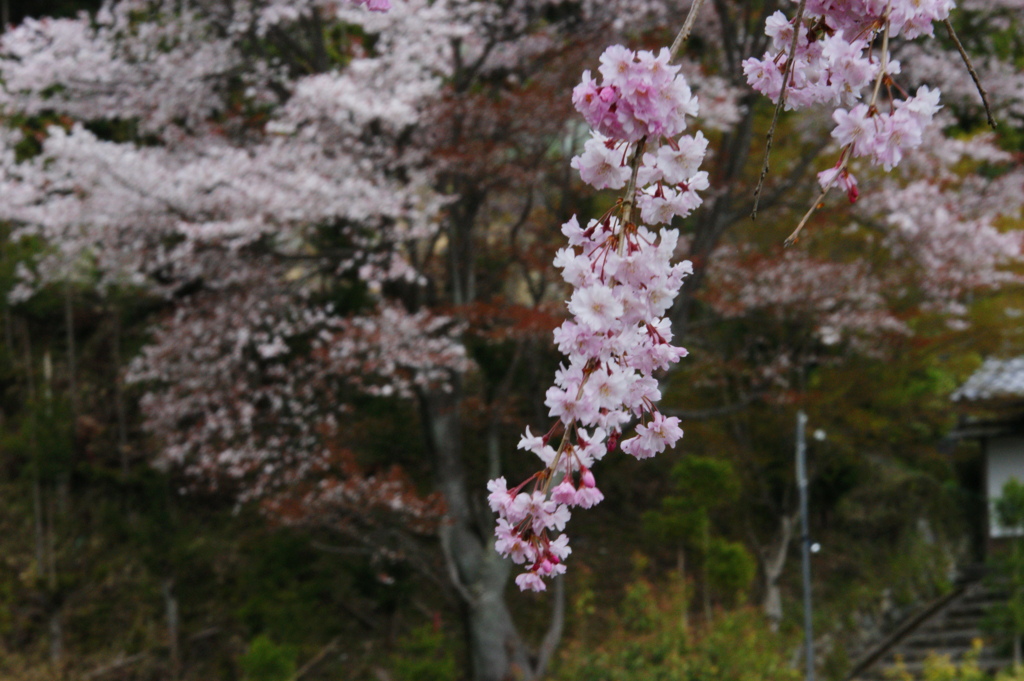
797, 410, 815, 681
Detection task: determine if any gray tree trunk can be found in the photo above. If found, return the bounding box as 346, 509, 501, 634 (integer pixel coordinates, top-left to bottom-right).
421, 385, 535, 681
761, 513, 797, 631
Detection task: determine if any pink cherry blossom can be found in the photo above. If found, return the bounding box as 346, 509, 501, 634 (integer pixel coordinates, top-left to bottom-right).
745, 0, 953, 194
490, 42, 702, 590
571, 133, 631, 189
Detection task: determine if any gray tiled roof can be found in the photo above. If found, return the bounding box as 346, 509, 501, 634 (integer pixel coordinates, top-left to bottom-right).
952, 357, 1024, 402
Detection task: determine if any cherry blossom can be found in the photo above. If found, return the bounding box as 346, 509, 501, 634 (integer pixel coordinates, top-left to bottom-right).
744, 1, 954, 203
704, 246, 909, 352
573, 46, 699, 143
489, 43, 704, 591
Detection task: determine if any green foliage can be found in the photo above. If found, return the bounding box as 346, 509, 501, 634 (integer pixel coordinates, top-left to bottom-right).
997, 665, 1024, 681
555, 575, 800, 681
643, 456, 750, 609
238, 634, 297, 681
668, 457, 741, 509
704, 539, 755, 606
886, 639, 987, 681
684, 609, 801, 681
390, 624, 457, 681
996, 479, 1024, 533
621, 579, 660, 634
641, 455, 739, 549
988, 478, 1024, 652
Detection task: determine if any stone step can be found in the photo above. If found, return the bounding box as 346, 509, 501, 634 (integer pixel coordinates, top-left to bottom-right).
942, 602, 995, 618
881, 645, 1001, 663
960, 591, 1009, 605
929, 614, 996, 630
848, 576, 1020, 680
900, 627, 986, 648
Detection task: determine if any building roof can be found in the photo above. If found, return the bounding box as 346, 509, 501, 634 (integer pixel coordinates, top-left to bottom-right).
953, 357, 1024, 403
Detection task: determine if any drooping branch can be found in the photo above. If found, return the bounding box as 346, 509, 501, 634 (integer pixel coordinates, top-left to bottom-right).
943, 18, 997, 129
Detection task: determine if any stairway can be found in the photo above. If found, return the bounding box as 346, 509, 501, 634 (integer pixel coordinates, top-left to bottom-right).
850, 581, 1014, 680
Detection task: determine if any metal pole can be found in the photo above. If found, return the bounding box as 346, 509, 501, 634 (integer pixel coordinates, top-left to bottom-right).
797, 410, 815, 681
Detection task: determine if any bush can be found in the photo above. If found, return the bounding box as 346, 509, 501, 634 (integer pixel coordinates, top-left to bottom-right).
555, 575, 799, 681
885, 640, 986, 681
238, 635, 296, 681
391, 624, 457, 681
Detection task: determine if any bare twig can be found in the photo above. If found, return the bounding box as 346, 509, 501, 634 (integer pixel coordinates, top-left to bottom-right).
784, 183, 831, 246
84, 653, 149, 679
670, 0, 709, 61
752, 0, 807, 219
943, 18, 997, 129
290, 636, 342, 681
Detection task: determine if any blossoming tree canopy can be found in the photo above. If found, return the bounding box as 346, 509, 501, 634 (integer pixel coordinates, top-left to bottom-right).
0, 0, 486, 529
0, 0, 713, 626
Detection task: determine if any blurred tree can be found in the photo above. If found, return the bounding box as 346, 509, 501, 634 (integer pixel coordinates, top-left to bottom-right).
643, 456, 753, 619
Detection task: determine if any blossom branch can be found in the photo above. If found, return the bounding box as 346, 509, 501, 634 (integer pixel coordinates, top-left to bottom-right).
490, 42, 706, 591
788, 11, 891, 245
751, 0, 807, 220
745, 0, 953, 241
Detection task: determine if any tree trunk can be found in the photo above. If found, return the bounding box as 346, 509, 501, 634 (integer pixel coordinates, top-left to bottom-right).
702, 521, 712, 622
112, 306, 130, 475
64, 284, 78, 419
534, 577, 565, 679
24, 329, 46, 572
32, 475, 44, 569
46, 485, 62, 667
761, 513, 796, 631
677, 547, 689, 631
420, 385, 534, 681
163, 579, 181, 680
48, 610, 62, 668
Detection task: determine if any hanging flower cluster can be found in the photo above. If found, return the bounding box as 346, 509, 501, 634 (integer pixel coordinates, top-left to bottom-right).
488, 45, 706, 591
744, 1, 951, 201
